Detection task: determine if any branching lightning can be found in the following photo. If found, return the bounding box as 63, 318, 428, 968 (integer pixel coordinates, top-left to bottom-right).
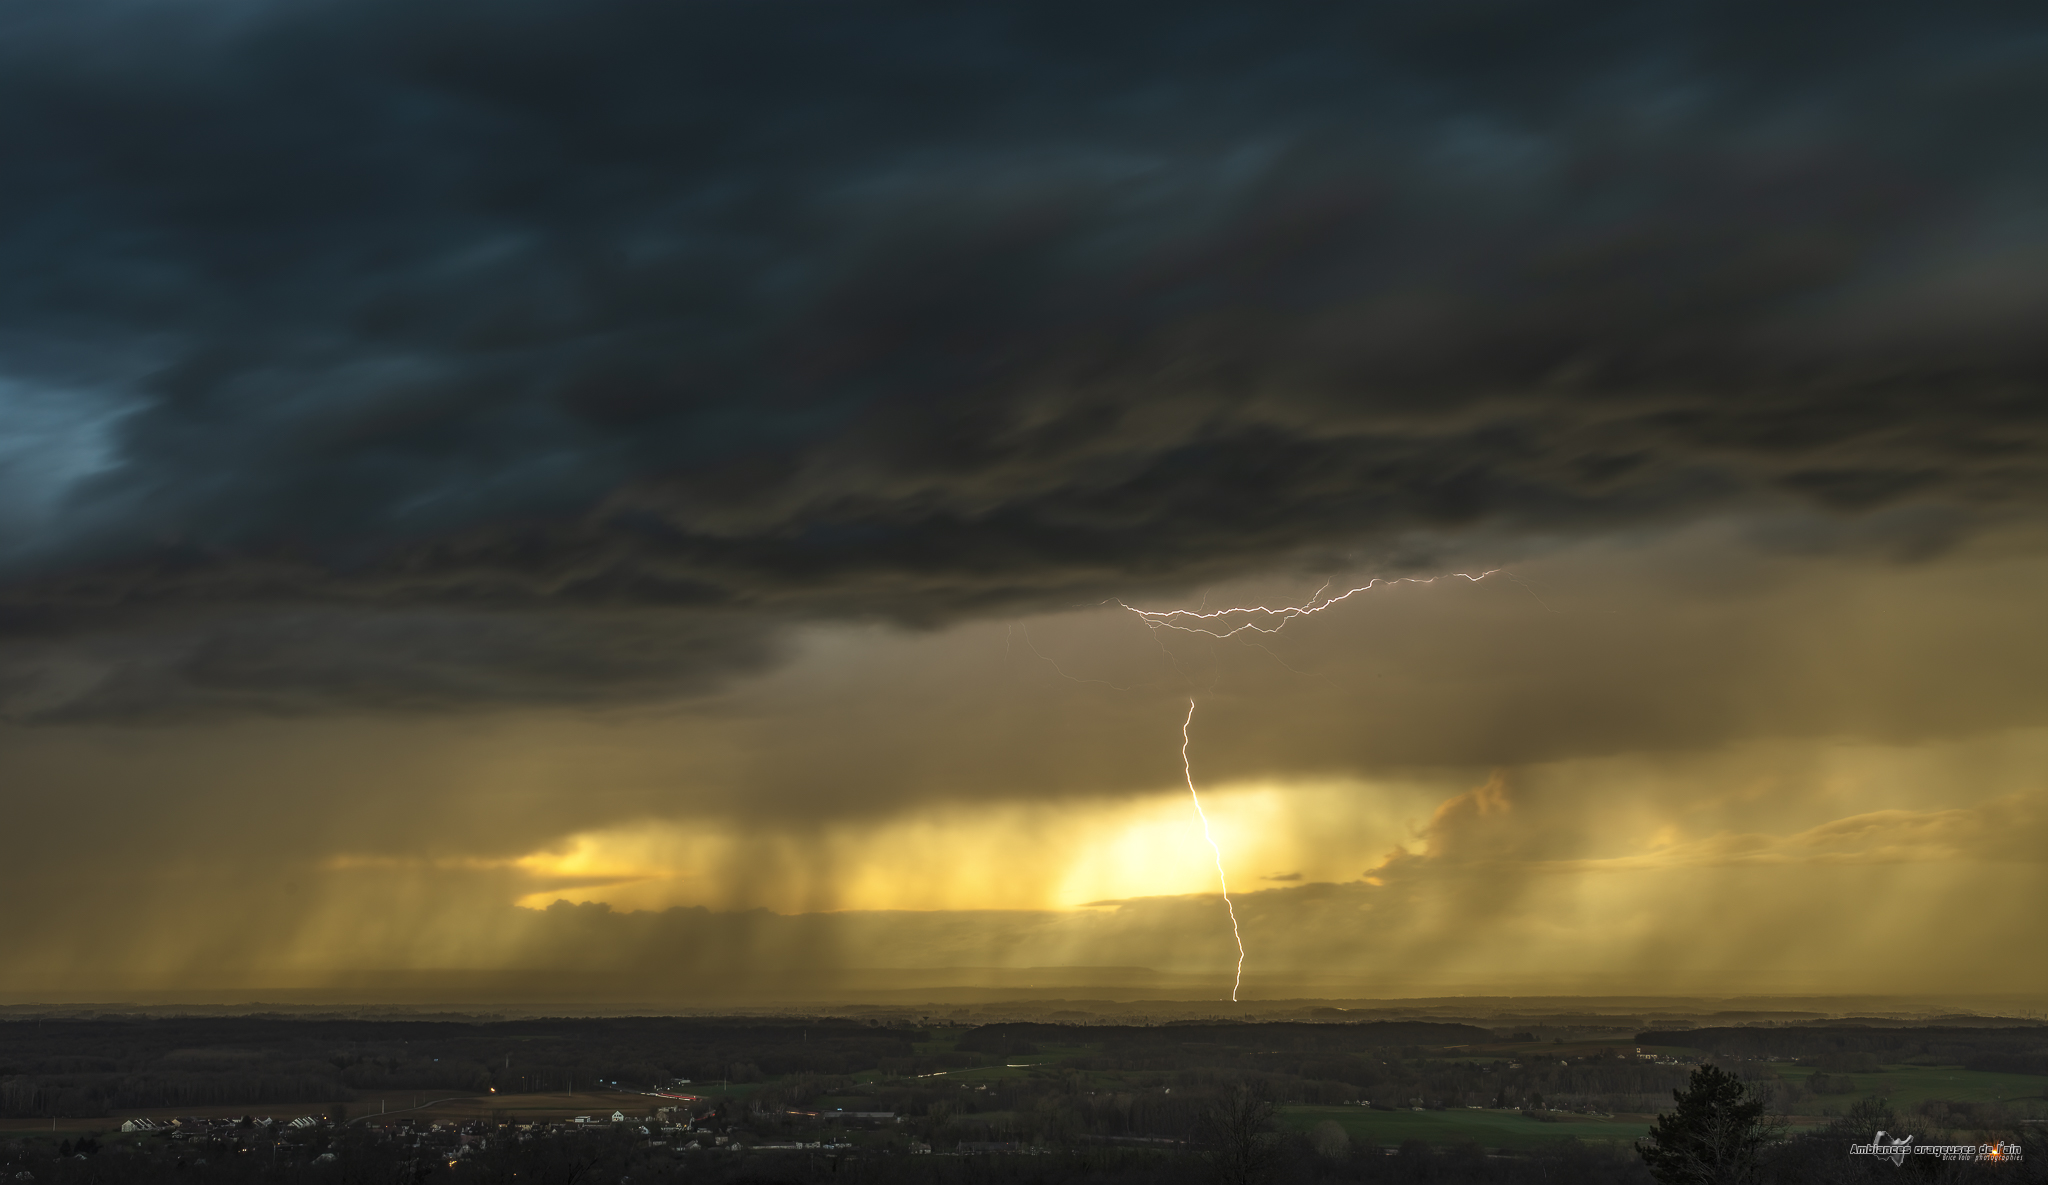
1128, 568, 1504, 1002
1121, 570, 1501, 639
1180, 698, 1245, 1003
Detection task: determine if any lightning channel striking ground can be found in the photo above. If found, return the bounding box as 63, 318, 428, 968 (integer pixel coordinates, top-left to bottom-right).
1180, 698, 1245, 1002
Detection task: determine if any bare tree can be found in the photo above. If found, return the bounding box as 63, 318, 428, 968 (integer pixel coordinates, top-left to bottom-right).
1199, 1082, 1281, 1185
1311, 1119, 1350, 1159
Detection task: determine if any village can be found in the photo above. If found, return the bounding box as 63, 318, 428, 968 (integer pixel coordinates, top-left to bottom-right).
99, 1097, 903, 1161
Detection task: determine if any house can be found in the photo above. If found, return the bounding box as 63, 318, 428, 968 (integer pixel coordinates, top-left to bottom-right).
611, 1111, 626, 1123
120, 1119, 159, 1133
289, 1117, 319, 1129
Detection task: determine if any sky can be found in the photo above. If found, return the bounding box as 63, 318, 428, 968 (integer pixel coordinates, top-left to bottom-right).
1, 0, 2044, 1005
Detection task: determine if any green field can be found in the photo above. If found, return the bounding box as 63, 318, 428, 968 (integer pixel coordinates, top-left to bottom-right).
883, 1040, 1099, 1084
1279, 1105, 1651, 1150
947, 1053, 1090, 1082
1768, 1064, 2048, 1110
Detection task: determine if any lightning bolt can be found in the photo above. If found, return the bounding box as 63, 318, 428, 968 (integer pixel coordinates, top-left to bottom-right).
1180, 698, 1245, 1003
1127, 568, 1506, 1003
1122, 570, 1501, 639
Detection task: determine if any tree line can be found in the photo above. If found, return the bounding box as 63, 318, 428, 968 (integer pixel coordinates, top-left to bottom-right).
0, 1015, 918, 1117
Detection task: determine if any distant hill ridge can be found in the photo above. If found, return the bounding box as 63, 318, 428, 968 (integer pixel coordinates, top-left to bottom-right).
1638, 1025, 2048, 1074
958, 1020, 1494, 1054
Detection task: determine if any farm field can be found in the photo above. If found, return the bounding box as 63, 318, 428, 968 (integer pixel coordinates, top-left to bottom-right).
946, 1054, 1090, 1082
1766, 1064, 2048, 1110
1279, 1104, 1653, 1150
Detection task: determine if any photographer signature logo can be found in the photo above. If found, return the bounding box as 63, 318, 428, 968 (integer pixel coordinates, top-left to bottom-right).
1850, 1132, 1914, 1166
1850, 1132, 2022, 1165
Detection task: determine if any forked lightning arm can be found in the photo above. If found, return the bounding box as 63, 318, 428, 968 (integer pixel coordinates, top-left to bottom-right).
1124, 570, 1501, 638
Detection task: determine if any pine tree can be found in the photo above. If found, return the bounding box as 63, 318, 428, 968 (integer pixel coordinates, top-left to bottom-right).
1637, 1063, 1779, 1185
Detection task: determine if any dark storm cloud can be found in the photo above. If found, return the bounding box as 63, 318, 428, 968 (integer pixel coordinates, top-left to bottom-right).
1, 0, 2044, 714
0, 605, 780, 719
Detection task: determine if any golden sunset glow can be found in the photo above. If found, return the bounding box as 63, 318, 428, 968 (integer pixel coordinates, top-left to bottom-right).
490, 779, 1442, 914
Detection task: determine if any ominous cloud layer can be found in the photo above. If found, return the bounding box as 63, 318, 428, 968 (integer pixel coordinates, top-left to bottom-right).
4, 534, 2047, 998
0, 0, 2045, 716
1, 0, 2046, 1004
